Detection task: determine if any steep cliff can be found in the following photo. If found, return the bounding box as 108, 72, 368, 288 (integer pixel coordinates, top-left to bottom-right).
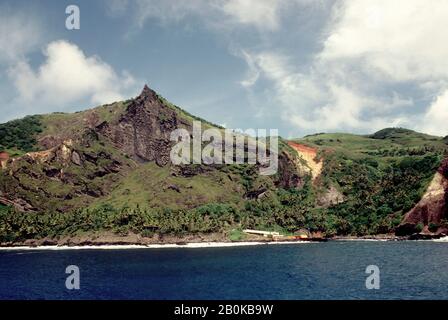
287, 142, 323, 181
396, 158, 448, 235
97, 85, 191, 166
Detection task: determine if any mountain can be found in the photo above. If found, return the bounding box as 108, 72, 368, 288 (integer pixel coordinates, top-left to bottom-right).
1, 85, 448, 244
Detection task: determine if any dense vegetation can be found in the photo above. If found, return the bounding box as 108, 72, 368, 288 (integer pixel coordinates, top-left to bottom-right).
294, 129, 448, 235
369, 127, 417, 140
0, 150, 443, 242
0, 190, 311, 242
0, 115, 43, 153
0, 111, 447, 242
323, 153, 443, 235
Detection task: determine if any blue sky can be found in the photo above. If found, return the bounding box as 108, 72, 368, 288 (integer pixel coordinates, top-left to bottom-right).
1, 0, 447, 137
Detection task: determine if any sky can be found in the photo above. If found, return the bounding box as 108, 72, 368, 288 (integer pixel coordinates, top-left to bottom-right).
0, 0, 447, 138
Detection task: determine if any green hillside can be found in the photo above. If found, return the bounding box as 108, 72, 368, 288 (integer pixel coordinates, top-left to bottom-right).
294, 129, 448, 235
1, 87, 447, 243
299, 128, 447, 160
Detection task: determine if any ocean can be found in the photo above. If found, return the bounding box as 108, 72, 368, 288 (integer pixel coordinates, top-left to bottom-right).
1, 241, 447, 300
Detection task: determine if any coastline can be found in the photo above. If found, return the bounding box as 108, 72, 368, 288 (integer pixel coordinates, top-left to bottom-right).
0, 241, 316, 251
3, 238, 448, 251
0, 231, 315, 250
1, 232, 446, 251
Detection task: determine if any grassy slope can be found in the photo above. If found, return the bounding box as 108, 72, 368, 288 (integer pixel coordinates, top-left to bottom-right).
297, 129, 447, 160
38, 101, 130, 142
289, 128, 448, 235
0, 98, 257, 214
2, 96, 448, 240
93, 162, 246, 210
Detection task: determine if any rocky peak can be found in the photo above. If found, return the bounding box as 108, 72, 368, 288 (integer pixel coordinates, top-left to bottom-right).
138, 84, 158, 103
96, 84, 183, 166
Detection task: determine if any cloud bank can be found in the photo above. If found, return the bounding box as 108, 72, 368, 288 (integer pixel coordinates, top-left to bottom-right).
115, 0, 448, 136
239, 0, 448, 136
2, 0, 447, 138
0, 6, 43, 62
9, 41, 136, 108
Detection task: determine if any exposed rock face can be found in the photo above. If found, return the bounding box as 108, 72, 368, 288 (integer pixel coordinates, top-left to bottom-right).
316, 185, 345, 208
0, 152, 9, 169
98, 85, 191, 166
94, 85, 309, 190
274, 141, 326, 190
0, 137, 126, 212
287, 142, 323, 181
12, 139, 76, 166
396, 158, 448, 236
277, 150, 306, 189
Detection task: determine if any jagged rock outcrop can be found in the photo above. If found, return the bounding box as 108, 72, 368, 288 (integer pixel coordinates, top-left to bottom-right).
396, 158, 448, 236
274, 141, 326, 190
97, 85, 191, 166
277, 150, 306, 189
0, 137, 126, 212
3, 139, 79, 169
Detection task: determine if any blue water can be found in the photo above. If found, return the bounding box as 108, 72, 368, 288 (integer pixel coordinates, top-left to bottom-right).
1, 241, 448, 300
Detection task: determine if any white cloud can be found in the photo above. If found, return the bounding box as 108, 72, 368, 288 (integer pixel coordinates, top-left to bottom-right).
221, 0, 282, 30
133, 0, 315, 31
240, 50, 408, 133
238, 0, 448, 136
0, 6, 42, 63
320, 0, 448, 82
239, 50, 261, 87
420, 90, 448, 136
8, 40, 138, 113
319, 0, 448, 135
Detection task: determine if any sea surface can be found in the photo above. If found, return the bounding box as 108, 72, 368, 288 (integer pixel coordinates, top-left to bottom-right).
1, 241, 448, 300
